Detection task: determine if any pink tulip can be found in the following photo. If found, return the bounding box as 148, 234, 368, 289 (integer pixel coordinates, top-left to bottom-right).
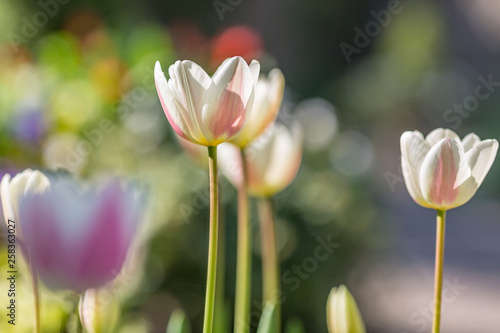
19, 178, 142, 292
155, 56, 260, 146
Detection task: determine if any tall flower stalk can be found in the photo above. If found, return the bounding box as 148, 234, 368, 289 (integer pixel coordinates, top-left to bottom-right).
400, 128, 498, 333
258, 197, 280, 327
432, 210, 446, 333
234, 148, 252, 333
204, 146, 220, 333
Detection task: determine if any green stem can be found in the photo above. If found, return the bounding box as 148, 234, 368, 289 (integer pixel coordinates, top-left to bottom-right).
234, 148, 251, 333
432, 210, 446, 333
258, 197, 280, 330
214, 179, 226, 333
203, 146, 219, 333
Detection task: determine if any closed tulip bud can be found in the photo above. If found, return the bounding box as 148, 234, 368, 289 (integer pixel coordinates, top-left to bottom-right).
19, 178, 143, 292
230, 69, 285, 148
79, 288, 121, 333
1, 169, 50, 232
155, 56, 260, 146
326, 285, 366, 333
401, 128, 498, 210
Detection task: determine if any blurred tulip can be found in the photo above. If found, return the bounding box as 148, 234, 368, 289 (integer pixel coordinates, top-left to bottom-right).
19, 178, 142, 292
220, 122, 302, 197
401, 128, 498, 210
246, 122, 302, 196
79, 288, 121, 333
154, 56, 260, 146
230, 69, 285, 148
326, 285, 366, 333
1, 169, 50, 229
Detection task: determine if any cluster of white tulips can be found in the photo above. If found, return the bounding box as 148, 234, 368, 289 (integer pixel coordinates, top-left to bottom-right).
0, 54, 497, 333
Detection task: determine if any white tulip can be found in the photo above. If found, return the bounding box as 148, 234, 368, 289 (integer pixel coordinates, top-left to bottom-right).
400, 128, 498, 210
155, 56, 260, 146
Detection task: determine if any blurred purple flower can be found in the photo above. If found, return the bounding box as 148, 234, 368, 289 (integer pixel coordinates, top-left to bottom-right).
14, 108, 46, 143
19, 178, 143, 292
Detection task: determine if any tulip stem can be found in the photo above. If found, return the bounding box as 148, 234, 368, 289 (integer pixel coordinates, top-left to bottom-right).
432, 209, 446, 333
213, 181, 226, 333
203, 146, 219, 333
234, 148, 251, 333
258, 197, 280, 330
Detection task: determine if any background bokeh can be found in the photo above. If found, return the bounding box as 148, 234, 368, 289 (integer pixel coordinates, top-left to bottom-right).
1, 0, 500, 332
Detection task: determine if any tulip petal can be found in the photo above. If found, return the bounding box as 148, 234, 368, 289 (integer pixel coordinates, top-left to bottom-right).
7, 171, 32, 221
245, 122, 302, 196
425, 128, 460, 146
466, 139, 499, 186
155, 61, 199, 143
419, 138, 471, 209
20, 193, 66, 289
400, 131, 433, 208
77, 182, 130, 288
462, 133, 481, 152
0, 174, 14, 223
169, 60, 213, 142
249, 60, 260, 86
206, 57, 257, 141
231, 68, 285, 147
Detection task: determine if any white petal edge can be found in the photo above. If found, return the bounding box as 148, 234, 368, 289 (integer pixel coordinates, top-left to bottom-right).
425, 128, 461, 146
465, 139, 499, 186
400, 131, 433, 208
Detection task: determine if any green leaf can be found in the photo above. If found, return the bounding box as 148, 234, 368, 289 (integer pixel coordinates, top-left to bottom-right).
166, 309, 191, 333
284, 317, 306, 333
256, 302, 279, 333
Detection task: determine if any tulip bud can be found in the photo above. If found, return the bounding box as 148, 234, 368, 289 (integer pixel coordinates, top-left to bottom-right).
79, 288, 121, 333
400, 128, 498, 210
326, 285, 366, 333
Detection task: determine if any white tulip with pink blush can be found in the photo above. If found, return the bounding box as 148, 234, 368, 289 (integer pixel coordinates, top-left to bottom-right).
154, 56, 260, 146
400, 128, 498, 210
